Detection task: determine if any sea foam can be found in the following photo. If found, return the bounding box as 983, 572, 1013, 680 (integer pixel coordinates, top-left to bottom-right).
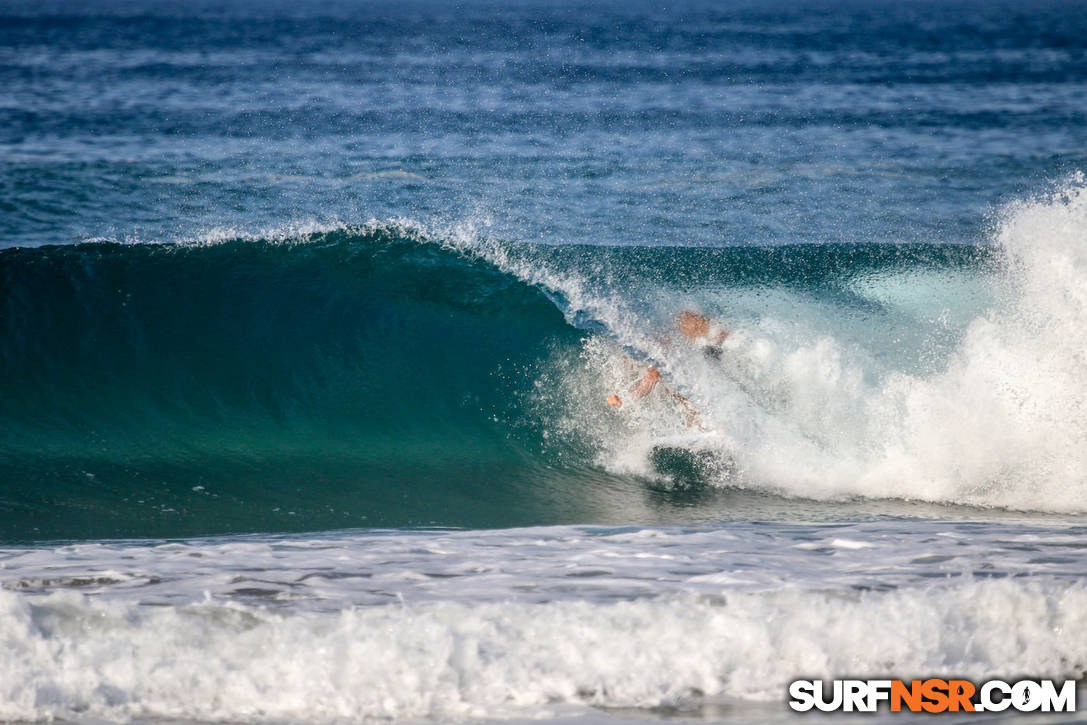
534, 177, 1087, 512
2, 579, 1085, 722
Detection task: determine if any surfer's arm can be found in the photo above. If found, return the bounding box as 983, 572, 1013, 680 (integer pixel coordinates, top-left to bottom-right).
607, 367, 661, 408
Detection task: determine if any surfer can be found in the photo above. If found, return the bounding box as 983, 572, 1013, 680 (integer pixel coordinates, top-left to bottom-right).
606, 311, 726, 426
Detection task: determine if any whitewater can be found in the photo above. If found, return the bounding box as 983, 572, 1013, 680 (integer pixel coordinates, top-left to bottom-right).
555, 179, 1087, 512
4, 522, 1087, 723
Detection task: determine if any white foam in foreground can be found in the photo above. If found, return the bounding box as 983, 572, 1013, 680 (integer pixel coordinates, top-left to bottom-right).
2, 576, 1086, 722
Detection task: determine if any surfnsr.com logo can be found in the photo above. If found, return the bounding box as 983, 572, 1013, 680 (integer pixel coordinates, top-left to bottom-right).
789, 679, 1076, 713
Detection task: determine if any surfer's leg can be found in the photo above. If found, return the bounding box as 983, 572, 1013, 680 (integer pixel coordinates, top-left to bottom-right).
670, 390, 704, 430
632, 367, 662, 399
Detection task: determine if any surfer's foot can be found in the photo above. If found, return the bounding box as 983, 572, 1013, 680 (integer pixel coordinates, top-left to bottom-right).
607, 394, 623, 407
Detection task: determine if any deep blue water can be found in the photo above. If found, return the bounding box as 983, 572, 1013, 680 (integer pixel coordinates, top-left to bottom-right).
4, 0, 1087, 251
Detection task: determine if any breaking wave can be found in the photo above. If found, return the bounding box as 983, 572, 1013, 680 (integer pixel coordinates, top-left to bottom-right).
2, 179, 1086, 540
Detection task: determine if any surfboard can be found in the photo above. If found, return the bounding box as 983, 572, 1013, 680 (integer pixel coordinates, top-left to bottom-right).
649, 430, 732, 486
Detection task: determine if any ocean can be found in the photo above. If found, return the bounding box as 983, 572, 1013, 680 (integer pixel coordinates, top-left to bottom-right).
2, 0, 1087, 721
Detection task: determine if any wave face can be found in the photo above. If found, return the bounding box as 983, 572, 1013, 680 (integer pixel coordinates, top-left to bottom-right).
0, 225, 596, 540
3, 180, 1087, 540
